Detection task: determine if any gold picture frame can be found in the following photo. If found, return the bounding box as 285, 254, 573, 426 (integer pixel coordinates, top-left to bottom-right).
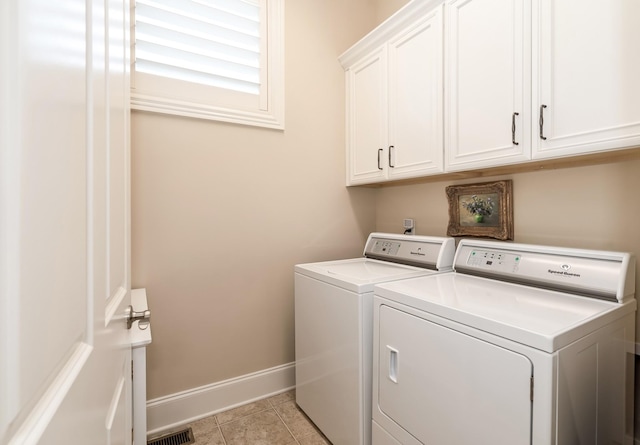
446, 180, 513, 240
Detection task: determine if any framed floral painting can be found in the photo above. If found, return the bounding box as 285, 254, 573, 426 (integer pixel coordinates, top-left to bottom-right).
445, 180, 513, 240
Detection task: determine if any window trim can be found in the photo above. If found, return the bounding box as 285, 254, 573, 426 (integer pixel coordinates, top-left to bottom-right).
130, 0, 284, 130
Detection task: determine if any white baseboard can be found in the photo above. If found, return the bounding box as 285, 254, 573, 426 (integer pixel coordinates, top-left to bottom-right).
146, 362, 295, 436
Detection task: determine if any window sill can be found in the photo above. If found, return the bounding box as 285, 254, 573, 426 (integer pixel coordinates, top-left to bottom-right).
130, 93, 284, 130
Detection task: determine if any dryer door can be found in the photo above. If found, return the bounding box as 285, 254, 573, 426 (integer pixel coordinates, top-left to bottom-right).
377, 305, 532, 445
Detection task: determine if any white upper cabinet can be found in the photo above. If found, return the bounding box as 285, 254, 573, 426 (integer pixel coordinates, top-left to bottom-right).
444, 0, 531, 172
532, 0, 640, 159
341, 2, 444, 186
341, 0, 640, 185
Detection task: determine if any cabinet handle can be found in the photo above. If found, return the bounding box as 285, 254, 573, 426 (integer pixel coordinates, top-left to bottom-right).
377, 148, 383, 170
539, 104, 547, 140
388, 146, 395, 168
512, 112, 519, 145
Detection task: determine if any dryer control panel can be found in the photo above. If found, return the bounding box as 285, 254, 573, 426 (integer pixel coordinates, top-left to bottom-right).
370, 240, 401, 256
466, 249, 521, 273
454, 239, 635, 303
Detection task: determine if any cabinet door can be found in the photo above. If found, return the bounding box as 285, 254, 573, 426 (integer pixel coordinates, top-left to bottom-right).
346, 47, 388, 185
533, 0, 640, 159
388, 7, 444, 180
445, 0, 530, 172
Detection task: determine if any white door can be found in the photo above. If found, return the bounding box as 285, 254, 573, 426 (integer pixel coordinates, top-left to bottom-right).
533, 0, 640, 159
445, 0, 530, 171
0, 0, 132, 444
387, 6, 444, 180
377, 305, 532, 445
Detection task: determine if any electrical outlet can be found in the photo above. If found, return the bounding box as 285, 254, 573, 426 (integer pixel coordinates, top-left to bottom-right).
403, 218, 414, 235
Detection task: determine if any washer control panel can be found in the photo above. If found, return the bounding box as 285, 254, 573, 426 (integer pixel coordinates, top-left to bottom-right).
363, 233, 455, 271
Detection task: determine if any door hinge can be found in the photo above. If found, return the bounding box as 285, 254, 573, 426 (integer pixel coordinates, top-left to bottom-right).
530, 376, 534, 402
131, 360, 134, 380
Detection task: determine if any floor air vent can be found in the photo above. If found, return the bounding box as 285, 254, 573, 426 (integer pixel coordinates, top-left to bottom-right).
147, 427, 195, 445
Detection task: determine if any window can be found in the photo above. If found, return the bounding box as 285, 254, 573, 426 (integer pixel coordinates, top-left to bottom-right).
131, 0, 284, 129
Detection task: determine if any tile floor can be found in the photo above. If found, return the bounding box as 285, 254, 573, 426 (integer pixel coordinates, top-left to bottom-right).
183, 390, 332, 445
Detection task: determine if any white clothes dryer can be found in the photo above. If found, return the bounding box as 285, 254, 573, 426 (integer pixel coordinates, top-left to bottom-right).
372, 239, 637, 445
295, 233, 455, 445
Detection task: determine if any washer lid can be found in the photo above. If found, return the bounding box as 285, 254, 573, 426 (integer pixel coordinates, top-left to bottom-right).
295, 258, 437, 293
374, 273, 636, 353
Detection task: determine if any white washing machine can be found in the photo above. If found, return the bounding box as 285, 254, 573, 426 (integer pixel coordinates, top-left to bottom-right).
295, 233, 455, 445
372, 239, 637, 445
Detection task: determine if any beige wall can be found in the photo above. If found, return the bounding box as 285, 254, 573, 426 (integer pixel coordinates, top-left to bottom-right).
376, 157, 640, 335
374, 0, 410, 24
131, 1, 379, 399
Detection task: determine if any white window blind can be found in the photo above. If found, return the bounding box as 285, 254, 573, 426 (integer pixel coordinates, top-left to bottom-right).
135, 0, 261, 94
131, 0, 284, 129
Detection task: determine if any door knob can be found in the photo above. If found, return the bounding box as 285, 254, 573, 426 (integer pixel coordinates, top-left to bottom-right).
126, 305, 151, 330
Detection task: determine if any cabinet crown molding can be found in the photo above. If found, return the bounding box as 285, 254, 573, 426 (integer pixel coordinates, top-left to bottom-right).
339, 0, 443, 68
